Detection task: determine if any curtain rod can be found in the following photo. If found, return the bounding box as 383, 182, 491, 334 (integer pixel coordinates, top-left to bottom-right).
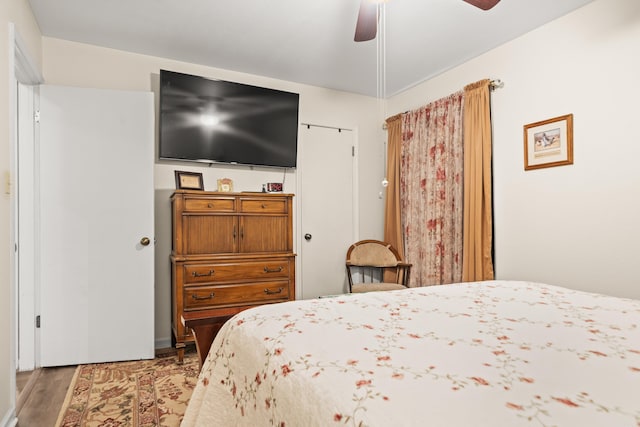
300, 122, 353, 132
382, 78, 503, 129
490, 79, 504, 90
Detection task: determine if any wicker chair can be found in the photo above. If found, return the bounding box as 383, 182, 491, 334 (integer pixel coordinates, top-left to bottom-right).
345, 239, 411, 293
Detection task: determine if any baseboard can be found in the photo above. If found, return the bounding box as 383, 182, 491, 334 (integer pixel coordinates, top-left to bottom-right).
155, 337, 172, 350
0, 407, 17, 427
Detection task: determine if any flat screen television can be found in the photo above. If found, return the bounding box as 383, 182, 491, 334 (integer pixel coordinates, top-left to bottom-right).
159, 70, 299, 168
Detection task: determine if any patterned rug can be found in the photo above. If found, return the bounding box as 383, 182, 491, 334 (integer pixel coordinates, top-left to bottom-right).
55, 351, 200, 427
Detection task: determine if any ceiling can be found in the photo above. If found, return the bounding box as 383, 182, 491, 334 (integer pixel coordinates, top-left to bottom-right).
28, 0, 595, 98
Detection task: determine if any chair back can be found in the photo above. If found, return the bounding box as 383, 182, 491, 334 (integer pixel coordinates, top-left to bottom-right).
347, 241, 400, 267
345, 240, 411, 293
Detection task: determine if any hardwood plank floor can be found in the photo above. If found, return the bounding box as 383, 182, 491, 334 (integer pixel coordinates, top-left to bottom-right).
17, 366, 76, 427
14, 347, 184, 426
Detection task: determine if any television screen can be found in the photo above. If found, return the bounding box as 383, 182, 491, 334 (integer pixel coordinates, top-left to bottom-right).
159, 70, 299, 168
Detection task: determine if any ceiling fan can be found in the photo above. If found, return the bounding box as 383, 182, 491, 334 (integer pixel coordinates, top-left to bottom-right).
354, 0, 501, 42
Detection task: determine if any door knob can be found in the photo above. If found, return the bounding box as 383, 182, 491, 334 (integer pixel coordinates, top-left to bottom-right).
140, 237, 151, 246
304, 233, 312, 241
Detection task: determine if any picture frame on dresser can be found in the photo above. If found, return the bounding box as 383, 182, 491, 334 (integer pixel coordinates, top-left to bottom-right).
174, 170, 204, 190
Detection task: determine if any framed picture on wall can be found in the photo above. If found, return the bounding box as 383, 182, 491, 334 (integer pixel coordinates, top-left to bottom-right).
174, 170, 204, 190
524, 114, 573, 170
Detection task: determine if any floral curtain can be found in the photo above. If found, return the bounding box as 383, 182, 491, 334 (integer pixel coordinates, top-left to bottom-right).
400, 92, 464, 286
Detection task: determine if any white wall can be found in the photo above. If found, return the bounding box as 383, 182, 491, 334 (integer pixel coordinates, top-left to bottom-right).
41, 38, 384, 347
388, 0, 640, 299
1, 1, 42, 424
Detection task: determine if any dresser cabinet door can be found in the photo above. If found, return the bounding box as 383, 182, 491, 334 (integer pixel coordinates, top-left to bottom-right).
240, 216, 290, 253
183, 215, 237, 254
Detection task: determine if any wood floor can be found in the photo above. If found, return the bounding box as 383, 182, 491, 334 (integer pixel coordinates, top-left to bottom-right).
16, 366, 76, 427
14, 347, 184, 426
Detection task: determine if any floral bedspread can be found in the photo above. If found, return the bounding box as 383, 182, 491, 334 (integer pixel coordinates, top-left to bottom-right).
181, 281, 640, 426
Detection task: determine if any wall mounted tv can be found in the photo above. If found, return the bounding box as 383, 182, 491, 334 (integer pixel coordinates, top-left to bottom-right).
159, 70, 299, 168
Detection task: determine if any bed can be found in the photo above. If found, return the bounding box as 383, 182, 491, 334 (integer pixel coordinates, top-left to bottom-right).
181, 280, 640, 426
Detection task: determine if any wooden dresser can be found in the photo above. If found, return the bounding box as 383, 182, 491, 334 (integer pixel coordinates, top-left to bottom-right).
170, 190, 295, 362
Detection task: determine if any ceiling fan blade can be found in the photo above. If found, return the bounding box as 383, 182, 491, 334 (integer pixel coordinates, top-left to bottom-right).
462, 0, 501, 11
354, 0, 377, 42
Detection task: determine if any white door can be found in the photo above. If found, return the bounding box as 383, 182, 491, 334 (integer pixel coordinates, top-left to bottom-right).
299, 125, 356, 299
39, 85, 155, 366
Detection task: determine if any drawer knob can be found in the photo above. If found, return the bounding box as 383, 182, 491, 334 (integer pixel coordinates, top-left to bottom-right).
192, 292, 215, 300
192, 269, 215, 277
264, 266, 283, 273
208, 203, 213, 208
261, 203, 266, 209
264, 287, 284, 295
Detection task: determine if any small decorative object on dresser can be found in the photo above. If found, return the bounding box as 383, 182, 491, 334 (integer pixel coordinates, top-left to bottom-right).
174, 171, 204, 190
170, 190, 295, 363
216, 178, 233, 192
265, 182, 283, 192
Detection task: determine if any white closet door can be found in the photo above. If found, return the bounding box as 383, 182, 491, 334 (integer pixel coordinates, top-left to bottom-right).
39, 85, 155, 366
299, 125, 356, 298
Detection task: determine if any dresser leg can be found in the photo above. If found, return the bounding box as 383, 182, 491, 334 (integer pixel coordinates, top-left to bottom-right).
176, 343, 185, 364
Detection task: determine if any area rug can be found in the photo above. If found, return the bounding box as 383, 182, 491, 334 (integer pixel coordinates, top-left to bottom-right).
55, 351, 200, 427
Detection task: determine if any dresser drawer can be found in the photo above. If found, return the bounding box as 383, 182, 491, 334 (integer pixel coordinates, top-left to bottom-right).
184, 197, 236, 212
240, 198, 287, 213
183, 259, 291, 284
183, 281, 290, 310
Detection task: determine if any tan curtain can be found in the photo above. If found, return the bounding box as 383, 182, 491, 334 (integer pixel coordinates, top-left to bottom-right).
383, 114, 404, 259
400, 92, 465, 286
462, 79, 495, 281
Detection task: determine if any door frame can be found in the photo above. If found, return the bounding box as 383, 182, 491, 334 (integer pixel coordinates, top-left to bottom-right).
9, 22, 44, 419
295, 123, 359, 299
16, 82, 39, 372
